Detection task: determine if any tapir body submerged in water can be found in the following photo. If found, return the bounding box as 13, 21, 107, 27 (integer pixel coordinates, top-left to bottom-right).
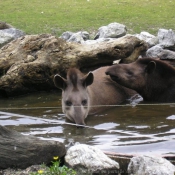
54, 66, 135, 125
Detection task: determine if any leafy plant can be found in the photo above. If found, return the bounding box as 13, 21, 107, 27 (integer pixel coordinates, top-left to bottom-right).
31, 157, 76, 175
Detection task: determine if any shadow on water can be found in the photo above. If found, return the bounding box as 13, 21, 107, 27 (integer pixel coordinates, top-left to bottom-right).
0, 91, 175, 155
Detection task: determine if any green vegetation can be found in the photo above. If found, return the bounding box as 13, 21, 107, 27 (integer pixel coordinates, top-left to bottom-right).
0, 0, 175, 36
31, 157, 76, 175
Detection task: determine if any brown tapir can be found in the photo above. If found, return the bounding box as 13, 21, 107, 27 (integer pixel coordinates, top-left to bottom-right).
54, 67, 135, 125
106, 58, 175, 102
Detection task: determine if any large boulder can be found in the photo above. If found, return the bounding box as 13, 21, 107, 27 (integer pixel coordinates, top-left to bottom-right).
128, 155, 175, 175
94, 22, 127, 39
0, 34, 147, 97
65, 144, 119, 175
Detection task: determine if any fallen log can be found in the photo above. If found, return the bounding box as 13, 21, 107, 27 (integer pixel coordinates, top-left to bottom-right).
0, 34, 147, 97
0, 125, 66, 169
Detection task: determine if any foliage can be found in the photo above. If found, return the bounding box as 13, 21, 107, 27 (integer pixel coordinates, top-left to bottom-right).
0, 0, 175, 36
31, 157, 76, 175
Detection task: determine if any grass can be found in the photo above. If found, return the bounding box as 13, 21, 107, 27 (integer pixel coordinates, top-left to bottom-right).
0, 0, 175, 37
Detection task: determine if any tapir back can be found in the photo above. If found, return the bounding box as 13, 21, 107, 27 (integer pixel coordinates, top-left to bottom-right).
88, 66, 136, 114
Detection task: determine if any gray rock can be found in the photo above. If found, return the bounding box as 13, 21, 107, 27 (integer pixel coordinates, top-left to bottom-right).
65, 144, 119, 175
3, 28, 25, 39
68, 32, 85, 44
59, 31, 74, 40
94, 22, 127, 39
68, 31, 89, 44
146, 45, 164, 57
135, 31, 158, 47
146, 45, 175, 59
0, 32, 13, 48
159, 49, 175, 59
158, 29, 175, 50
128, 155, 175, 175
79, 31, 90, 40
0, 28, 25, 48
60, 31, 90, 44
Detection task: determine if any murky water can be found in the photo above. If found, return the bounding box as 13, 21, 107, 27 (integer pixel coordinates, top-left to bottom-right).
0, 91, 175, 155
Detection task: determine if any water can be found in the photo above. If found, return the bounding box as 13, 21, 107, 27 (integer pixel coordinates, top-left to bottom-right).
0, 91, 175, 155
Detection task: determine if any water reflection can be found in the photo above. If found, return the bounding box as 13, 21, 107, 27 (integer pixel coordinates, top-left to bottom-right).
0, 91, 175, 155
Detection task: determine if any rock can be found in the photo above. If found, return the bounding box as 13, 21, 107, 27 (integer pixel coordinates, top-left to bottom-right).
0, 28, 25, 48
0, 125, 66, 169
94, 22, 127, 39
60, 31, 90, 44
146, 45, 175, 60
0, 21, 13, 29
158, 29, 175, 50
0, 31, 13, 48
60, 31, 74, 40
65, 144, 119, 175
135, 31, 158, 47
2, 28, 25, 39
68, 32, 85, 44
0, 34, 146, 97
145, 29, 175, 60
78, 31, 89, 41
146, 45, 164, 57
158, 49, 175, 59
128, 155, 175, 175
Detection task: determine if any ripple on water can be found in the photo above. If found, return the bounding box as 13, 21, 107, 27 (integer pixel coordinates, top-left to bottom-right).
167, 115, 175, 120
94, 122, 120, 130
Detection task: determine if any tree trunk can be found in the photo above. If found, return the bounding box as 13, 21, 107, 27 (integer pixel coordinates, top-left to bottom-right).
0, 125, 66, 169
0, 34, 147, 97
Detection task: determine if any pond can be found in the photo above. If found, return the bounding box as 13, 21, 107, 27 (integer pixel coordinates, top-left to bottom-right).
0, 91, 175, 155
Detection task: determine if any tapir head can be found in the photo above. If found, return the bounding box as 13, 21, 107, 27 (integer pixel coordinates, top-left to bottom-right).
54, 68, 93, 126
106, 58, 175, 101
105, 58, 157, 92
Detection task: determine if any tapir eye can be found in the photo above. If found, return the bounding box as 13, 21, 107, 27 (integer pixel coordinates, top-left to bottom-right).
65, 100, 72, 106
82, 99, 87, 106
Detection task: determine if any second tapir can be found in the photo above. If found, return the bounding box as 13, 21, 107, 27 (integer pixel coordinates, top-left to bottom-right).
106, 58, 175, 102
54, 67, 135, 125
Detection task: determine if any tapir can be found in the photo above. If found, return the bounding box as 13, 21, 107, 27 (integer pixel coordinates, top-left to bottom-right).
54, 66, 136, 125
106, 58, 175, 102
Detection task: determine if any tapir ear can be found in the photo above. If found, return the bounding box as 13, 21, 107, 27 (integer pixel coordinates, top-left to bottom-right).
53, 74, 67, 90
145, 61, 156, 74
82, 72, 94, 87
